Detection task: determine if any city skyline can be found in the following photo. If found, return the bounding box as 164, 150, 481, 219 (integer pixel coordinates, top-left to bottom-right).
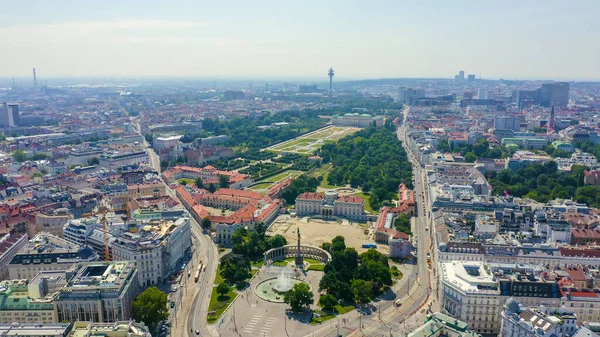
1, 0, 599, 81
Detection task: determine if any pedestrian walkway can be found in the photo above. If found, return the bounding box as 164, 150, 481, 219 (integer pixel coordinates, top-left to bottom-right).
241, 314, 279, 336
242, 314, 262, 335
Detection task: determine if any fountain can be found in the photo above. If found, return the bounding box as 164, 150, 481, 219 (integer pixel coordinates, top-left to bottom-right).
273, 269, 293, 293
255, 266, 311, 303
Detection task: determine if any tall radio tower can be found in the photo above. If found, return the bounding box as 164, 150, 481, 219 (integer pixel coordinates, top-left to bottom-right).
327, 68, 335, 97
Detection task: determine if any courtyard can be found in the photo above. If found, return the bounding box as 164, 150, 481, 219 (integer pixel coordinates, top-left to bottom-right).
267, 215, 388, 255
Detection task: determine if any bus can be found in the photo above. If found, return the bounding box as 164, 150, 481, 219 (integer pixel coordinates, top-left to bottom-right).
194, 268, 201, 282
362, 243, 377, 249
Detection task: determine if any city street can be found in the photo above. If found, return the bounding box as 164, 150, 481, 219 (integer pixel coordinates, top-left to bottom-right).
133, 108, 439, 337
135, 120, 219, 337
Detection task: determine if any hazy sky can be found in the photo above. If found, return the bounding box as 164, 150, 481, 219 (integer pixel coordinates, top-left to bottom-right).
1, 0, 599, 80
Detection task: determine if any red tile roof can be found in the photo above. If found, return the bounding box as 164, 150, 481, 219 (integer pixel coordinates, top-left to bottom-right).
336, 195, 363, 204
297, 192, 324, 201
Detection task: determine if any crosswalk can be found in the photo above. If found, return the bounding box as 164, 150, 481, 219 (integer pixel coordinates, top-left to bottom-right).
242, 315, 278, 336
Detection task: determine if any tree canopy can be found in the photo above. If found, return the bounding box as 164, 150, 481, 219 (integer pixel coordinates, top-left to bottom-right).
318, 128, 412, 210
12, 150, 27, 163
284, 282, 314, 312
220, 254, 251, 285
488, 163, 600, 207
231, 224, 287, 261
393, 214, 412, 235
319, 236, 392, 305
281, 175, 319, 204
132, 286, 169, 329
217, 282, 230, 296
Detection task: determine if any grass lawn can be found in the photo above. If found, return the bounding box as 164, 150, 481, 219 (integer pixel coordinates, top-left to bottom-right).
251, 259, 265, 268
335, 304, 355, 314
319, 172, 337, 189
309, 303, 356, 325
309, 163, 331, 177
214, 267, 224, 285
307, 264, 325, 271
309, 310, 335, 325
257, 170, 303, 183
206, 286, 237, 324
249, 182, 272, 190
354, 192, 374, 213
272, 260, 289, 267
304, 258, 323, 264
177, 178, 196, 185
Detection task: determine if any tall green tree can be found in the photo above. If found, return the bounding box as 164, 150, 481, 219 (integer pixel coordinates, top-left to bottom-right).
351, 279, 372, 304
132, 287, 169, 328
219, 175, 230, 188
201, 217, 211, 229
318, 294, 338, 311
217, 282, 230, 297
12, 150, 27, 163
195, 177, 205, 189
284, 282, 314, 312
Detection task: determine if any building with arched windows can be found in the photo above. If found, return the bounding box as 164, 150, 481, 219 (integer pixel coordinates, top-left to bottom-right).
295, 191, 364, 220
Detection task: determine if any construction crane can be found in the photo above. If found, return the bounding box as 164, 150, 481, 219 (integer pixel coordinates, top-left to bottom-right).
95, 199, 112, 262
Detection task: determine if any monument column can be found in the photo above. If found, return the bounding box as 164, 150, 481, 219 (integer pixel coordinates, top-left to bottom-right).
295, 227, 304, 266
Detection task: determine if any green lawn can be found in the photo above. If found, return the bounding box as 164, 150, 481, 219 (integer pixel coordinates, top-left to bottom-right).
257, 170, 303, 183
251, 259, 265, 268
310, 310, 336, 325
335, 304, 355, 314
354, 192, 374, 213
177, 178, 196, 185
309, 303, 356, 325
307, 264, 325, 271
318, 171, 337, 189
304, 258, 323, 264
214, 266, 224, 285
249, 183, 272, 190
206, 286, 237, 324
309, 163, 331, 178
272, 260, 289, 267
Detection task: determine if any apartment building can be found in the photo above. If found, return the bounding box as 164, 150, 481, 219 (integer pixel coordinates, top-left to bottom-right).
54, 262, 140, 323
500, 297, 577, 337
0, 232, 28, 281
111, 218, 191, 287
8, 233, 98, 280
69, 321, 151, 337
31, 209, 71, 238
440, 261, 502, 335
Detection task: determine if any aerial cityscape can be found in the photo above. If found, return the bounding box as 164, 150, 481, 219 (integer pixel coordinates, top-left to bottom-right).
2, 2, 600, 337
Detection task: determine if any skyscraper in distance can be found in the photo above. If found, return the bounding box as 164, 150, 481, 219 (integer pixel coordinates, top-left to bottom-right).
539, 82, 569, 107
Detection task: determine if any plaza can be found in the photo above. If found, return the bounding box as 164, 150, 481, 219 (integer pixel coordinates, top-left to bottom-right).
267, 215, 387, 255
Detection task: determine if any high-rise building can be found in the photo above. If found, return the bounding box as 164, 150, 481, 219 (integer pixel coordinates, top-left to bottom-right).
7, 104, 18, 127
0, 103, 19, 127
539, 82, 570, 107
400, 88, 425, 105
477, 88, 486, 99
512, 90, 540, 110
467, 74, 476, 83
495, 116, 521, 132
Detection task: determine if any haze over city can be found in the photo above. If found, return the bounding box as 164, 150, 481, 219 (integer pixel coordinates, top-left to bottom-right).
2, 0, 600, 80
4, 2, 600, 337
